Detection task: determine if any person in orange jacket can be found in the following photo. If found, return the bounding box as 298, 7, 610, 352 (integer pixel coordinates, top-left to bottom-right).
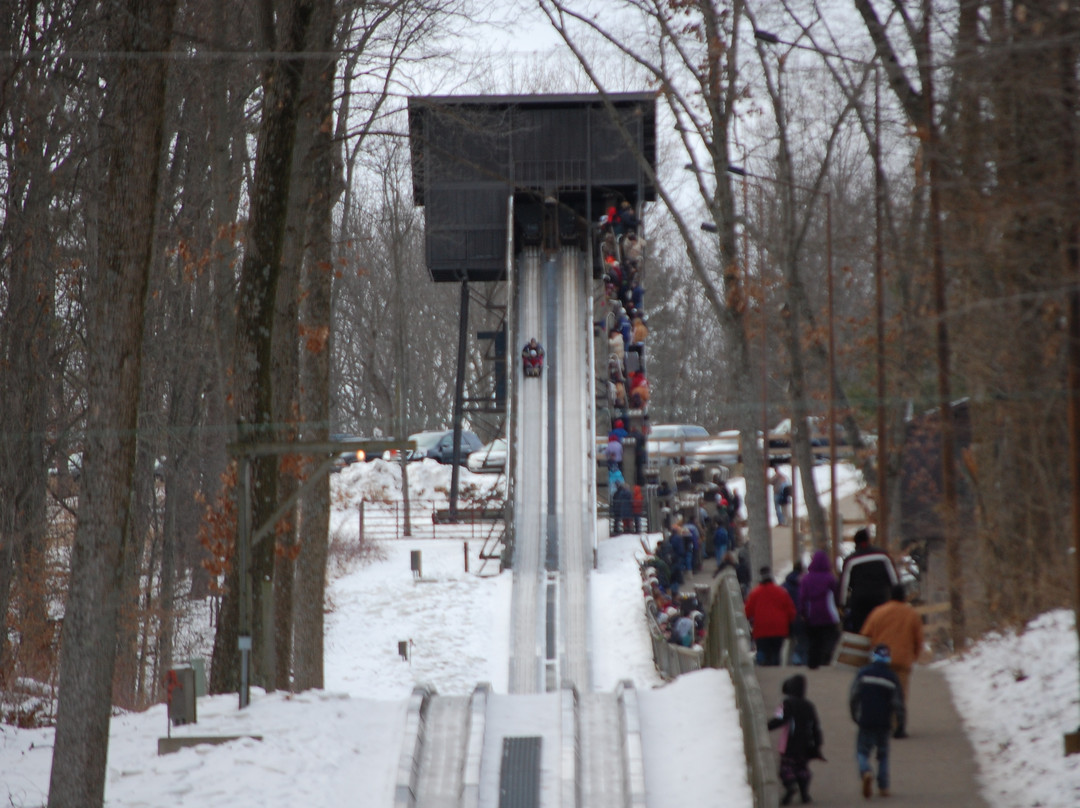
860, 583, 924, 738
631, 484, 644, 533
745, 566, 797, 666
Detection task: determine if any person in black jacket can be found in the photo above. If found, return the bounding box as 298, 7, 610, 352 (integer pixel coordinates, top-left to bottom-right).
840, 528, 896, 631
610, 481, 633, 535
850, 644, 906, 799
767, 673, 824, 805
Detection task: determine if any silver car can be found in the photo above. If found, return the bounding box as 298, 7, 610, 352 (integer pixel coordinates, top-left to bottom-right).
467, 438, 507, 473
689, 429, 743, 466
645, 424, 710, 464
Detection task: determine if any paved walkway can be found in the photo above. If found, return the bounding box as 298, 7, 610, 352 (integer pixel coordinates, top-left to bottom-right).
676, 495, 989, 806
756, 664, 988, 806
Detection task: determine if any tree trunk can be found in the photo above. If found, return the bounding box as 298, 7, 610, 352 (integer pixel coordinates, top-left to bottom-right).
270, 71, 314, 691
210, 0, 314, 695
0, 101, 53, 677
293, 0, 340, 692
47, 1, 176, 805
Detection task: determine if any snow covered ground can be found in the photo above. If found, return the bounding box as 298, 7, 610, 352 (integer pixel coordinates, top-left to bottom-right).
941, 609, 1080, 807
1, 459, 1079, 806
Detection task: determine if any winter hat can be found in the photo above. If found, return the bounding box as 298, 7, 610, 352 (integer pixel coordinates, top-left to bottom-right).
871, 644, 891, 663
781, 673, 807, 699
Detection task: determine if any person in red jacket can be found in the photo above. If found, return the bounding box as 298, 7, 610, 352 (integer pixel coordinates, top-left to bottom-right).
745, 566, 797, 666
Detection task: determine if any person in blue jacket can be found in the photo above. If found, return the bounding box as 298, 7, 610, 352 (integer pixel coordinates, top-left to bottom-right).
849, 644, 906, 799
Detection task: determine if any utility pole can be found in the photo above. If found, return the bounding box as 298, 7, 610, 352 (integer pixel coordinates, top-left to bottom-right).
922, 0, 964, 650
1059, 1, 1080, 756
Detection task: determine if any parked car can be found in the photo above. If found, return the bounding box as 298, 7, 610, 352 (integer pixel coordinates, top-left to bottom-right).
688, 429, 743, 467
467, 438, 507, 473
645, 424, 711, 464
405, 429, 483, 465
331, 433, 374, 471
768, 418, 841, 464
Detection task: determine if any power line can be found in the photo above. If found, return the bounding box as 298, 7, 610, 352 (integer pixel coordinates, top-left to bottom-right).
0, 49, 353, 62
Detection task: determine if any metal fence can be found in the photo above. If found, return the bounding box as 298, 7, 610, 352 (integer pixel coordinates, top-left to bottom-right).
703, 570, 782, 808
642, 569, 780, 807
644, 598, 705, 678
354, 499, 507, 544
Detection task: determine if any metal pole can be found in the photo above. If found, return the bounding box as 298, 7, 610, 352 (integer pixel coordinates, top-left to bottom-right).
449, 279, 469, 519
1061, 12, 1080, 751
393, 220, 411, 537
827, 194, 839, 565
1068, 222, 1080, 751
238, 456, 252, 709
791, 449, 799, 564
874, 66, 889, 553
757, 184, 771, 532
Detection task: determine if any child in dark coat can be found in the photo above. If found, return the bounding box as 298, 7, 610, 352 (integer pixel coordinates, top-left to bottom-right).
768, 673, 824, 805
850, 643, 905, 798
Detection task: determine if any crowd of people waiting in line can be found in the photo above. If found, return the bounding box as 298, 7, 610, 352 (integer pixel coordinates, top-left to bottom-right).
636, 480, 750, 652
634, 462, 914, 673
639, 565, 706, 648
603, 198, 922, 802
639, 518, 919, 802
600, 201, 650, 414
600, 199, 655, 535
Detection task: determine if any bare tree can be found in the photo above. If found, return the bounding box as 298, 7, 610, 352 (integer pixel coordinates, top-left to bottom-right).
47, 1, 178, 804
540, 0, 774, 572
0, 2, 67, 680
283, 0, 340, 692
739, 7, 876, 552
211, 0, 315, 695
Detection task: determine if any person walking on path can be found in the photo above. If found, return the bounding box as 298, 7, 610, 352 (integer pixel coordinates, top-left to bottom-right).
767, 673, 825, 805
840, 528, 896, 632
712, 519, 731, 567
850, 643, 905, 799
745, 566, 797, 666
782, 562, 808, 666
770, 468, 792, 525
860, 583, 924, 737
798, 549, 842, 669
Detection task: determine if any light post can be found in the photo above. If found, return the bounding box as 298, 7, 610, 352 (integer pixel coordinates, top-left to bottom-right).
873, 67, 888, 553
825, 193, 839, 563
725, 164, 837, 558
